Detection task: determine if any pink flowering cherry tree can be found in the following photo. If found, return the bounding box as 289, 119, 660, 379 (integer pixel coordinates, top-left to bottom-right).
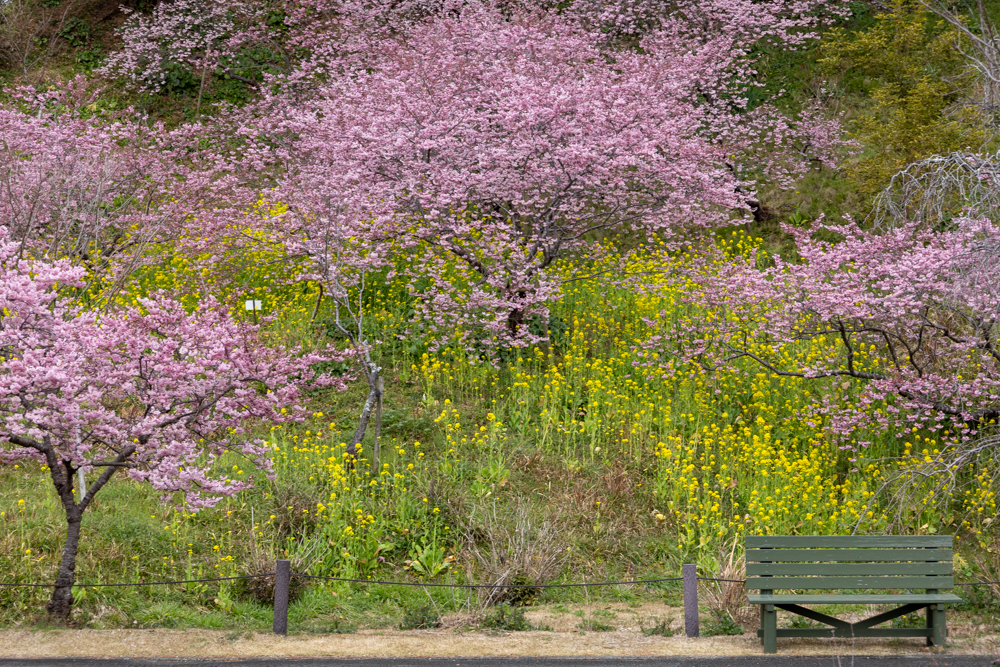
0, 82, 217, 301
677, 216, 1000, 524
243, 2, 844, 353
100, 0, 440, 103
160, 0, 845, 459
99, 0, 264, 101
102, 0, 845, 351
0, 227, 345, 620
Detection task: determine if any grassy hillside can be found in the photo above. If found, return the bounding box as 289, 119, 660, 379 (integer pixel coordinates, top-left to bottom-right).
3, 234, 999, 629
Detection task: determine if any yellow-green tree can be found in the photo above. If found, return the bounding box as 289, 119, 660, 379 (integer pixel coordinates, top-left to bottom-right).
820, 0, 984, 200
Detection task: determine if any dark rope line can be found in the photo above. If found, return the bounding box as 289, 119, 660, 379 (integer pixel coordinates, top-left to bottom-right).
77, 573, 278, 587
293, 574, 683, 588
0, 573, 275, 588
702, 578, 1000, 586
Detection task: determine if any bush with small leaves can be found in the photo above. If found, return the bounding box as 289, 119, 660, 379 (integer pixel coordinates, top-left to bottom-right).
480, 604, 532, 632
702, 612, 745, 636
399, 604, 441, 630
642, 619, 676, 637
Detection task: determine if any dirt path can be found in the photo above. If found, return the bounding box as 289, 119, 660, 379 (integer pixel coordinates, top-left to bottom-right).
1, 604, 996, 659
0, 626, 997, 659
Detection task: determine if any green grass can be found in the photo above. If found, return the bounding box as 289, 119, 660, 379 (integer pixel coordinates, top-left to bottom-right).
2, 249, 998, 628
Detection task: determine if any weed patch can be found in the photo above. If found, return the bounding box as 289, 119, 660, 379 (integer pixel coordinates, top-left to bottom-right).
577, 618, 615, 632
480, 604, 533, 631
702, 613, 744, 636
641, 618, 676, 636
399, 604, 441, 630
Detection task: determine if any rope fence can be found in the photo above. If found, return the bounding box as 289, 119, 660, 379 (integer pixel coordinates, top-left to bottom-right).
0, 573, 276, 588
3, 572, 998, 591
295, 573, 683, 588
0, 573, 681, 589
3, 564, 1000, 638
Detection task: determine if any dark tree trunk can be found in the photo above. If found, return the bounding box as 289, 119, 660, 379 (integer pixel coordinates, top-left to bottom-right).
44, 452, 81, 622
47, 508, 82, 620
21, 437, 137, 623
506, 307, 525, 337
506, 288, 529, 338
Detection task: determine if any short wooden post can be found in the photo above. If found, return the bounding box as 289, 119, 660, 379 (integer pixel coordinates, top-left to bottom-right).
273, 559, 291, 635
683, 563, 699, 637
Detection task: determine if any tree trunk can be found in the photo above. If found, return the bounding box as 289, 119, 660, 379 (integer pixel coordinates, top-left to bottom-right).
505, 288, 529, 338
47, 508, 82, 620
8, 435, 137, 622
345, 363, 382, 465
506, 307, 525, 337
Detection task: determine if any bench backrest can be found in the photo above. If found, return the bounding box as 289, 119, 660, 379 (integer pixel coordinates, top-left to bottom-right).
745, 535, 954, 592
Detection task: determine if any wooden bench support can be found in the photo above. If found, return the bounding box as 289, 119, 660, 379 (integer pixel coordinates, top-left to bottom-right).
757, 602, 946, 650
928, 604, 946, 647
761, 604, 776, 654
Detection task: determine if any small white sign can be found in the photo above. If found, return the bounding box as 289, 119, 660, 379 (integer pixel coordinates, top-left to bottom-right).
244, 300, 262, 311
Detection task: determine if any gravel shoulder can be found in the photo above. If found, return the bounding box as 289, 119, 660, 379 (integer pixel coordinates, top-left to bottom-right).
0, 603, 997, 659
0, 627, 996, 659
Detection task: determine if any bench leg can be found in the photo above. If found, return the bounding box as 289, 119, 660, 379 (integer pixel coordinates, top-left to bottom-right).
762, 604, 777, 654
759, 605, 765, 646
930, 605, 946, 648
926, 606, 933, 647
759, 605, 764, 645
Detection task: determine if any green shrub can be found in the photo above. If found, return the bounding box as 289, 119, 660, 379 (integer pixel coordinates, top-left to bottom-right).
702, 612, 744, 636
641, 618, 675, 636
818, 0, 979, 200
399, 604, 441, 629
480, 604, 532, 631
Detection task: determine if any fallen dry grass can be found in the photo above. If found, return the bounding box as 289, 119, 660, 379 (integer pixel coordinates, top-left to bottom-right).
0, 603, 997, 658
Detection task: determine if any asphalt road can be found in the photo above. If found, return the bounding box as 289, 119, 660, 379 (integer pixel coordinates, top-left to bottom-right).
0, 657, 994, 667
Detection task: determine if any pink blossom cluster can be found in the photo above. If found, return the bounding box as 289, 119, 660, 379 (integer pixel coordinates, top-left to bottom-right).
684, 217, 1000, 448
199, 1, 848, 352
0, 225, 346, 508
99, 0, 256, 93
0, 79, 218, 297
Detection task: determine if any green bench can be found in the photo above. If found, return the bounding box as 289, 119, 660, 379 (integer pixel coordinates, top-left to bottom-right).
746, 535, 962, 653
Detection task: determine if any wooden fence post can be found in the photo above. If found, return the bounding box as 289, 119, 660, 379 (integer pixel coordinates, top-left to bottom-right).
683, 563, 699, 637
273, 559, 291, 635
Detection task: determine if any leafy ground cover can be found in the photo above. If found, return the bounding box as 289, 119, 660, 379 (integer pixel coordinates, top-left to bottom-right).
2, 233, 998, 629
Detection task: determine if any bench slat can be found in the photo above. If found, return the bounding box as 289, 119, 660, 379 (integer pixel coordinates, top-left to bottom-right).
747, 575, 953, 590
747, 562, 953, 576
747, 548, 952, 562
746, 535, 952, 548
747, 593, 963, 604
